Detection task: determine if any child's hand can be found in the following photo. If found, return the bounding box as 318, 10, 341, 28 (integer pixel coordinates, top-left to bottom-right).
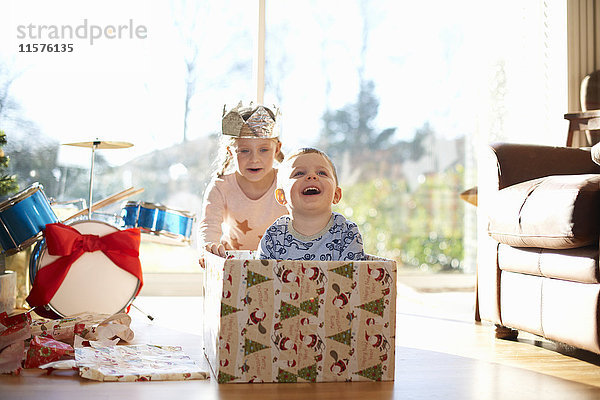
205, 242, 227, 257
199, 242, 227, 268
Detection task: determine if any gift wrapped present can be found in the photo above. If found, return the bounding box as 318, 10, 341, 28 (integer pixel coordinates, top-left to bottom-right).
203, 251, 396, 383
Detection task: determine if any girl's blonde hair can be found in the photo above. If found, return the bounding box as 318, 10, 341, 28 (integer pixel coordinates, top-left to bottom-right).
215, 136, 284, 178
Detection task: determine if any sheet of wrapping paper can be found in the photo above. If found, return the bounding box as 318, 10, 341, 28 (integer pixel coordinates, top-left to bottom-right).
0, 341, 25, 373
23, 335, 74, 368
0, 311, 32, 329
73, 335, 120, 349
36, 338, 121, 371
30, 312, 133, 344
204, 253, 396, 383
0, 312, 31, 374
0, 311, 134, 374
38, 359, 76, 370
83, 313, 134, 342
0, 318, 31, 350
75, 344, 209, 382
30, 313, 111, 343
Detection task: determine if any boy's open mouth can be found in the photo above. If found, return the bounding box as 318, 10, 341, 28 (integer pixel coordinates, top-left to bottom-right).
302, 186, 321, 195
248, 168, 262, 172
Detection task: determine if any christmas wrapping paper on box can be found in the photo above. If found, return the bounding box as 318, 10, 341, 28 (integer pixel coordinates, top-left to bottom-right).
203, 251, 396, 383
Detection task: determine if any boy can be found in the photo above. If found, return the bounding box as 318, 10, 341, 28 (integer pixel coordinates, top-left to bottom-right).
258, 147, 365, 261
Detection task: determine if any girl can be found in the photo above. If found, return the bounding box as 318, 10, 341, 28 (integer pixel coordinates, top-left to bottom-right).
198, 102, 288, 259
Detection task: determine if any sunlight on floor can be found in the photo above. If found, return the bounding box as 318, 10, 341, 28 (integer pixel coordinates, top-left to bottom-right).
396, 274, 476, 323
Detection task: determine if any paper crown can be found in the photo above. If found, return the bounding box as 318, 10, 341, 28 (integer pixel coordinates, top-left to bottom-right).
222, 101, 280, 138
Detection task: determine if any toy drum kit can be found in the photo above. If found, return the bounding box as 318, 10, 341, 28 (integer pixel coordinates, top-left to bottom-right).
0, 140, 195, 319
121, 201, 194, 246
0, 183, 59, 256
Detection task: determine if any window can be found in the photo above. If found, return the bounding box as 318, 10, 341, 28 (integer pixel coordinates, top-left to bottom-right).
0, 1, 567, 298
264, 1, 566, 276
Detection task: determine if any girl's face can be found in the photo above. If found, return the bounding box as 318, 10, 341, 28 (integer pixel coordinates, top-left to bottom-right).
230, 138, 280, 182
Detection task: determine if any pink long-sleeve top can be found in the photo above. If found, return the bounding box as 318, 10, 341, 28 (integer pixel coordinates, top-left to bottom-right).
198, 173, 288, 251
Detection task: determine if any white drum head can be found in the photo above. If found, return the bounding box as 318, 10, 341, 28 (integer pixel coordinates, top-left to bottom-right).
36, 220, 140, 317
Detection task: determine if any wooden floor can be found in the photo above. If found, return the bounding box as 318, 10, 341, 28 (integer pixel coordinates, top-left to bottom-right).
3, 291, 600, 399
397, 314, 600, 399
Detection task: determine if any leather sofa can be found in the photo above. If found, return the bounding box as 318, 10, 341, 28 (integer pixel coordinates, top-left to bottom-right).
477, 142, 600, 353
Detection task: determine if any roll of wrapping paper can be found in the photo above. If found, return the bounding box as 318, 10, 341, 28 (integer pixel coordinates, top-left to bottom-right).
5, 248, 32, 310
0, 270, 16, 313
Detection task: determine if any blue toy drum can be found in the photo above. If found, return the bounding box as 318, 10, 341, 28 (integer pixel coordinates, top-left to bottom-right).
0, 183, 59, 255
121, 201, 194, 246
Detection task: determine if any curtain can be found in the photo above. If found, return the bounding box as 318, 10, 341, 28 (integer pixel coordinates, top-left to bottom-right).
567, 0, 600, 146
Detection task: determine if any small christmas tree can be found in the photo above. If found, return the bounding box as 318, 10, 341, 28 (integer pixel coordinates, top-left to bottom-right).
0, 130, 18, 196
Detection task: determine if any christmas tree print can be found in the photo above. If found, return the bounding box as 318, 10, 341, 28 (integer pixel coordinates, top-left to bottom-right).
218, 371, 238, 383
357, 297, 385, 317
276, 368, 298, 383
298, 363, 318, 382
244, 338, 270, 356
221, 302, 241, 317
327, 329, 352, 346
247, 270, 270, 288
356, 363, 384, 381
300, 297, 319, 316
330, 262, 354, 280
279, 301, 300, 320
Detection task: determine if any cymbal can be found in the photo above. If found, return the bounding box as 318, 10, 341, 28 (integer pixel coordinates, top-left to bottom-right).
63, 140, 134, 149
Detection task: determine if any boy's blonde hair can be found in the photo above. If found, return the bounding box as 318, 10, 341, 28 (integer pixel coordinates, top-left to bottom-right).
278, 147, 339, 186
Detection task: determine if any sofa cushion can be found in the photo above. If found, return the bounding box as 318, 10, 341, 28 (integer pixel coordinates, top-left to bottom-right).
497, 243, 600, 284
488, 174, 600, 249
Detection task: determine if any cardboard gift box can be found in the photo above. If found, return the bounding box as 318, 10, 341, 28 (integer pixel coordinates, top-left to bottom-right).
203, 251, 396, 383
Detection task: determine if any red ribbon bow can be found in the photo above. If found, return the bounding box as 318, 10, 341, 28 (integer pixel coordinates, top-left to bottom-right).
26, 223, 143, 308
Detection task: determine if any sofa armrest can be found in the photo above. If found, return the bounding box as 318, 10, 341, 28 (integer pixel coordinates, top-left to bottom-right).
487, 143, 600, 190
476, 142, 600, 325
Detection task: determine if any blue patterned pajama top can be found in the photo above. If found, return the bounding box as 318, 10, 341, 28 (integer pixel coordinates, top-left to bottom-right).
258, 212, 366, 261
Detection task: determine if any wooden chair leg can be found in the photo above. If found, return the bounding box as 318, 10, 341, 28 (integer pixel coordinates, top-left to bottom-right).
566, 121, 575, 147
495, 324, 518, 340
